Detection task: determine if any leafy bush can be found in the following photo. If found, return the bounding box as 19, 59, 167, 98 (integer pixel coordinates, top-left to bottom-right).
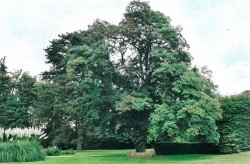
218, 91, 250, 153
0, 140, 45, 162
45, 147, 62, 156
154, 142, 219, 155
45, 147, 76, 156
62, 149, 76, 155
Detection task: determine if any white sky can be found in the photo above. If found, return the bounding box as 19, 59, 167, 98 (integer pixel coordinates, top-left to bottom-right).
0, 0, 250, 95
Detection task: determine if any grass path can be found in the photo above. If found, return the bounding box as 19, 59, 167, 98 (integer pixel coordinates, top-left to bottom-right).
2, 149, 250, 164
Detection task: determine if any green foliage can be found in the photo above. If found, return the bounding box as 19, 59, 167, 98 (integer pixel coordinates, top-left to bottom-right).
33, 83, 75, 149
218, 91, 250, 153
116, 92, 153, 152
0, 57, 13, 129
154, 142, 219, 155
62, 149, 76, 155
149, 69, 222, 143
0, 57, 36, 130
148, 104, 178, 142
111, 0, 193, 152
45, 147, 62, 156
0, 140, 45, 162
39, 22, 116, 150
45, 147, 76, 156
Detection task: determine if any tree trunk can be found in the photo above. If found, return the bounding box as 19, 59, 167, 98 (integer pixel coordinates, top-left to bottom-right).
76, 140, 82, 150
134, 114, 149, 153
135, 140, 146, 152
76, 119, 83, 150
135, 135, 147, 153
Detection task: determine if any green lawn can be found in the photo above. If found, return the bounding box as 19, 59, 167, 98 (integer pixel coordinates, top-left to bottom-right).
2, 149, 250, 164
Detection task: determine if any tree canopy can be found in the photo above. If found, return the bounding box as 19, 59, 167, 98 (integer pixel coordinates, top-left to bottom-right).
38, 0, 222, 152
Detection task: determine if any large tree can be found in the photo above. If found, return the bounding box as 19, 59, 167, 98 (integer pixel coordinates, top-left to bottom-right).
110, 1, 221, 152
39, 0, 222, 152
111, 0, 192, 152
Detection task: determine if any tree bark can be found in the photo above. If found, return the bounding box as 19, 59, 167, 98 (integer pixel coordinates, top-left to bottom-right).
76, 141, 82, 150
76, 118, 83, 150
135, 140, 146, 152
135, 133, 147, 152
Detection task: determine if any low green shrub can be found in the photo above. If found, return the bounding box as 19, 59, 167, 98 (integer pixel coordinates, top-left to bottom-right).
45, 147, 62, 156
45, 147, 76, 156
154, 142, 219, 155
0, 140, 46, 162
62, 149, 76, 155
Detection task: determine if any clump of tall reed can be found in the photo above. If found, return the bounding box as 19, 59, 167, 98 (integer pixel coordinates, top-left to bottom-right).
0, 127, 46, 141
0, 127, 46, 162
0, 140, 46, 162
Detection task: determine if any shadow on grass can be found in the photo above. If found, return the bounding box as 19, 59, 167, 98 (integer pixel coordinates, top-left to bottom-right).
91, 153, 212, 162
91, 154, 125, 157
158, 154, 212, 161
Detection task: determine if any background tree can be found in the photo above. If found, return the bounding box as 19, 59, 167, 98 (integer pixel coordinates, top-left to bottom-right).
37, 32, 85, 148
0, 57, 35, 131
0, 57, 13, 129
14, 72, 37, 127
65, 29, 115, 150
33, 83, 68, 147
38, 24, 116, 150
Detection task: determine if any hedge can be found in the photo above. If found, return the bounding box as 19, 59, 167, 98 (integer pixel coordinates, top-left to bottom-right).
218, 91, 250, 153
154, 142, 219, 155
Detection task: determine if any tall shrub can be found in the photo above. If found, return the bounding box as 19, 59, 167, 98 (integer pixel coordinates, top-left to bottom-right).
218, 91, 250, 153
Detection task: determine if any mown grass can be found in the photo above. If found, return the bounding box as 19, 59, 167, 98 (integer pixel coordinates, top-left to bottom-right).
1, 149, 250, 164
